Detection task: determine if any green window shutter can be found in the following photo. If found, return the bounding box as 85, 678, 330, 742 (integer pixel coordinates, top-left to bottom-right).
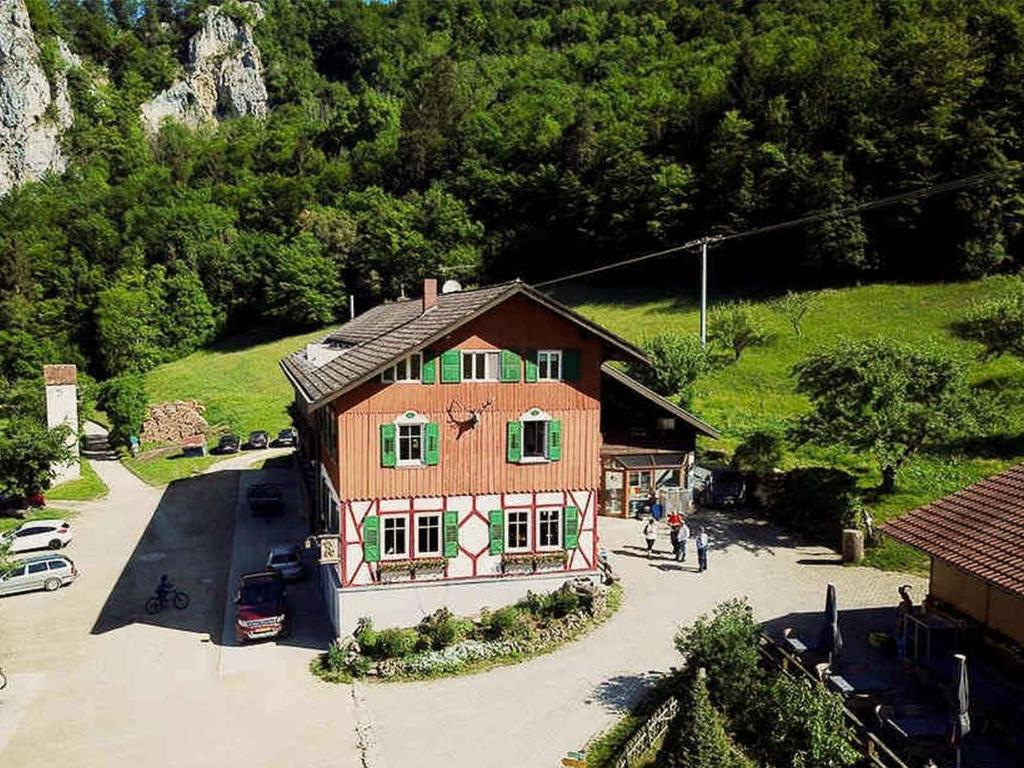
425, 422, 440, 465
546, 419, 562, 461
500, 349, 521, 382
421, 351, 437, 384
363, 515, 380, 562
564, 506, 579, 550
524, 349, 538, 383
443, 510, 459, 558
380, 423, 396, 467
488, 510, 504, 555
440, 350, 461, 383
506, 420, 522, 462
563, 349, 581, 381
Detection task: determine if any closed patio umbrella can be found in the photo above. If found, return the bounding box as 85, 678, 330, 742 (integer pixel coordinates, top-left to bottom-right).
818, 582, 844, 667
949, 653, 970, 768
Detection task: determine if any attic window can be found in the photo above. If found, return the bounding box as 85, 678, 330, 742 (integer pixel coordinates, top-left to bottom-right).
381, 354, 422, 383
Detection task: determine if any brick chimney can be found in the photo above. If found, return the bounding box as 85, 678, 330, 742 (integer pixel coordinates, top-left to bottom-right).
422, 278, 438, 313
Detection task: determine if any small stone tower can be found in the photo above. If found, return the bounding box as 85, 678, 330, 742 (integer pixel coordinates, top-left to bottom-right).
43, 364, 80, 484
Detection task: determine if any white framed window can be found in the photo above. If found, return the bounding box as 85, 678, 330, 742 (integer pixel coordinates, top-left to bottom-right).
416, 514, 441, 556
462, 350, 499, 381
537, 350, 562, 381
381, 353, 423, 383
523, 419, 549, 459
505, 509, 530, 552
397, 424, 424, 465
382, 516, 408, 559
537, 508, 562, 550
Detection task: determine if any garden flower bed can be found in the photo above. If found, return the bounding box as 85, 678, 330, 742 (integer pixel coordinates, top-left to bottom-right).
311, 579, 622, 683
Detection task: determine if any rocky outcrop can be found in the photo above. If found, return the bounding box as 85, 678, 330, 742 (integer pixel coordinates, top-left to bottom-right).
141, 3, 268, 132
0, 0, 75, 197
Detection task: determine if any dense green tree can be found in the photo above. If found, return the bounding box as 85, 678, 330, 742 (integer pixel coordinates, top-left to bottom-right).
731, 431, 783, 474
661, 669, 755, 768
791, 339, 981, 492
97, 374, 148, 449
0, 419, 73, 497
630, 333, 707, 405
710, 304, 770, 362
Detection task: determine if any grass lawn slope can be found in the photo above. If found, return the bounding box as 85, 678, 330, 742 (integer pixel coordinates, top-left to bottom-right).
47, 459, 108, 502
129, 326, 327, 485
569, 280, 1024, 571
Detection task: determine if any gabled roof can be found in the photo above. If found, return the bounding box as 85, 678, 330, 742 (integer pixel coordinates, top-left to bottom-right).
881, 463, 1024, 599
281, 280, 648, 408
600, 363, 721, 439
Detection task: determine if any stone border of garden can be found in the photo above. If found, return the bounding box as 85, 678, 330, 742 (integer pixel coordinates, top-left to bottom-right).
311, 579, 622, 684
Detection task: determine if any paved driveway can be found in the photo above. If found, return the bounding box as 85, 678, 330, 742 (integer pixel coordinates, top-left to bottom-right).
1, 435, 924, 768
0, 437, 361, 768
360, 514, 926, 768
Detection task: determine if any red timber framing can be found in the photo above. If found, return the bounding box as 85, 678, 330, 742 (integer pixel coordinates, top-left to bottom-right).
339, 490, 596, 587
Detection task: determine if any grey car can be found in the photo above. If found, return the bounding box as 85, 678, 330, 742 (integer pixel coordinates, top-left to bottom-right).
266, 543, 304, 580
0, 554, 78, 596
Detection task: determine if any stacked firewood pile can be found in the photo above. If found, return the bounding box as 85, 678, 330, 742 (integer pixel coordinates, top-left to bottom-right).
141, 400, 209, 444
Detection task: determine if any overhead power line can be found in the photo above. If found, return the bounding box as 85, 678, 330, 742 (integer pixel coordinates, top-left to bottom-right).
534, 169, 1006, 289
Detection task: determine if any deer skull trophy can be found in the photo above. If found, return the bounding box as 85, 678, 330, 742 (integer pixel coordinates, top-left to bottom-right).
446, 398, 493, 437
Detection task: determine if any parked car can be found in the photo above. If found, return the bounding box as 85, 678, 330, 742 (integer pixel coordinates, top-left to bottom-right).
217, 434, 241, 454
1, 519, 73, 553
247, 430, 269, 450
275, 428, 297, 447
704, 470, 747, 508
247, 482, 284, 516
0, 554, 78, 596
234, 571, 288, 642
266, 543, 304, 581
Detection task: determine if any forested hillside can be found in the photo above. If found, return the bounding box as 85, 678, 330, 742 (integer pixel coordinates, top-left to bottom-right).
3, 0, 1024, 388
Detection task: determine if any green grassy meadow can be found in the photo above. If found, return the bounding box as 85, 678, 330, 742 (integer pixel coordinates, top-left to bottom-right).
129, 326, 327, 485
569, 280, 1024, 570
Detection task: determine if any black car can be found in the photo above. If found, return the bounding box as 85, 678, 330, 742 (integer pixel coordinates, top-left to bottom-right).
247, 482, 284, 515
706, 470, 746, 508
217, 434, 241, 454
248, 430, 270, 450
275, 428, 297, 447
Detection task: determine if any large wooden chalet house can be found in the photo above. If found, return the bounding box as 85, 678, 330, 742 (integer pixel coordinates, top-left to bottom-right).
281, 279, 718, 636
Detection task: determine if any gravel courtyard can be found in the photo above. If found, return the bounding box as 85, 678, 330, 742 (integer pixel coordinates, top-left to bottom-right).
0, 440, 923, 767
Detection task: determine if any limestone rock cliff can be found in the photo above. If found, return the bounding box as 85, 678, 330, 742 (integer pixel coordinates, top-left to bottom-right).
0, 0, 76, 197
141, 3, 268, 132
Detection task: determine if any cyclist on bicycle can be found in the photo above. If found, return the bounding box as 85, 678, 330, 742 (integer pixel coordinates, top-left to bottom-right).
155, 574, 174, 605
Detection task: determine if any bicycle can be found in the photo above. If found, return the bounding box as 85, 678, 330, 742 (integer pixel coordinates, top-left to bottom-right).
145, 589, 190, 614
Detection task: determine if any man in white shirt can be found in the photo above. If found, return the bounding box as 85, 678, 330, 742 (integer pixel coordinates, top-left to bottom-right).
677, 519, 691, 562
696, 527, 710, 572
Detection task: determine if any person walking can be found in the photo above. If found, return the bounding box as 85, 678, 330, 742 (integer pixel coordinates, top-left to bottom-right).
678, 518, 691, 562
643, 518, 658, 557
649, 493, 663, 521
666, 510, 682, 560
696, 527, 710, 572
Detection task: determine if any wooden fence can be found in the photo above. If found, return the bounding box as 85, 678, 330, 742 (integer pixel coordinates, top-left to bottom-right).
611, 695, 679, 768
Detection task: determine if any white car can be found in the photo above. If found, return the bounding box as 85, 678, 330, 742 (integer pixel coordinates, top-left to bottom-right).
2, 520, 73, 553
266, 543, 304, 581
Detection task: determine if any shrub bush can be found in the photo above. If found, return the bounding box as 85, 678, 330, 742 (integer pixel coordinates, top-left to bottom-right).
767, 467, 859, 543
731, 431, 783, 474
673, 599, 762, 719
660, 669, 756, 768
375, 627, 420, 659
418, 607, 472, 650
482, 606, 532, 640
519, 586, 584, 620
354, 617, 379, 656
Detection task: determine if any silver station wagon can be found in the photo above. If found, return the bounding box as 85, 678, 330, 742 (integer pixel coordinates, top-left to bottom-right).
0, 554, 79, 596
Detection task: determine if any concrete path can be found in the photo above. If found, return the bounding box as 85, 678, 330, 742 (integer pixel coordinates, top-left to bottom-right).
360, 514, 926, 768
0, 426, 361, 768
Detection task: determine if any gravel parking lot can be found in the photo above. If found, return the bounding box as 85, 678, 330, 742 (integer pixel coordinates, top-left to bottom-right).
0, 441, 360, 768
